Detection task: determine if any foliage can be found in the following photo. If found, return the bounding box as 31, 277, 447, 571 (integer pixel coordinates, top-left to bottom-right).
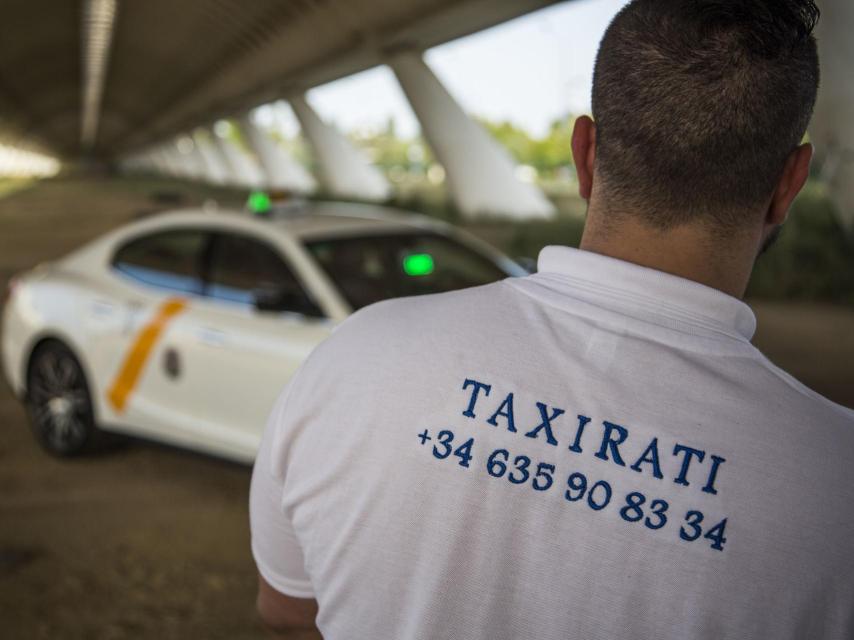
477, 117, 576, 180
350, 118, 435, 173
747, 182, 854, 305
0, 178, 36, 199
460, 217, 585, 263
342, 114, 577, 183
282, 114, 853, 306
265, 128, 314, 171
461, 181, 854, 307
387, 175, 854, 307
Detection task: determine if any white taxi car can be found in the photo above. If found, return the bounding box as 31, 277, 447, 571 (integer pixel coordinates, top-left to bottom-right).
1, 202, 524, 462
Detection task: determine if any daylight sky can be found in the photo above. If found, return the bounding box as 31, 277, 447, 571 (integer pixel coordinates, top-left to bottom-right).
296, 0, 630, 139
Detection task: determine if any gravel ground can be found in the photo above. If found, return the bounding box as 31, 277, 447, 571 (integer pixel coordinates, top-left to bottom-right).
0, 176, 851, 639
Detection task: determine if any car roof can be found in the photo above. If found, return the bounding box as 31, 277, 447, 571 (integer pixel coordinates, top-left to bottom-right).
138, 200, 448, 242
270, 201, 446, 240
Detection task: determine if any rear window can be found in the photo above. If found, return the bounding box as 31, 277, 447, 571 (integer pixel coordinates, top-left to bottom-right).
304, 232, 509, 310
112, 229, 208, 294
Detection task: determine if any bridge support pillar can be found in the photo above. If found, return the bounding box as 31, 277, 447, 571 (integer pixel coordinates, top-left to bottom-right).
192, 130, 231, 186
150, 148, 176, 176
209, 127, 265, 188
160, 146, 187, 178
163, 141, 195, 180
133, 151, 154, 173
237, 114, 316, 194
289, 94, 391, 201
125, 153, 146, 173
169, 137, 206, 181
389, 51, 554, 219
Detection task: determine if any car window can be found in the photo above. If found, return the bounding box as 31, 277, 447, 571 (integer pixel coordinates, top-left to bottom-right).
207, 233, 322, 316
304, 232, 509, 310
112, 229, 208, 294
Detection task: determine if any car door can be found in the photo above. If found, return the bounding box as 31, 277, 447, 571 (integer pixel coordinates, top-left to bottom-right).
95, 227, 213, 446
165, 231, 333, 459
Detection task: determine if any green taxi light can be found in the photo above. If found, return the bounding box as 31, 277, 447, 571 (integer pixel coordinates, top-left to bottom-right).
248, 190, 272, 214
403, 253, 434, 276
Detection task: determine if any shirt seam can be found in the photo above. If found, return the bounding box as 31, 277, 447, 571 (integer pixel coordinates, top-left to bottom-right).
753, 352, 854, 421
532, 272, 751, 343
500, 279, 759, 357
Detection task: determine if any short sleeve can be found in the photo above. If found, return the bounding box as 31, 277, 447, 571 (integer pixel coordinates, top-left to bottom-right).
249, 388, 315, 598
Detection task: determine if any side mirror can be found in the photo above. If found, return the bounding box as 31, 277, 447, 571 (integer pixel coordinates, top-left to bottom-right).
253, 284, 298, 313
252, 284, 322, 317
515, 256, 537, 274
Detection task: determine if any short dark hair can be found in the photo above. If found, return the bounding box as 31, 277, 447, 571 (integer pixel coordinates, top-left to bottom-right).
591, 0, 820, 230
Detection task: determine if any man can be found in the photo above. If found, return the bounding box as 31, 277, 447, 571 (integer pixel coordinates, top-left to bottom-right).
250, 0, 854, 637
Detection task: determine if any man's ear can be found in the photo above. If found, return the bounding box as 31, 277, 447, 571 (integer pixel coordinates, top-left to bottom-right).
767, 143, 813, 226
571, 115, 597, 200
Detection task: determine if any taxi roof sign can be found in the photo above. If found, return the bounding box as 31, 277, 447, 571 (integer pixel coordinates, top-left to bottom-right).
248, 190, 272, 215
403, 253, 434, 276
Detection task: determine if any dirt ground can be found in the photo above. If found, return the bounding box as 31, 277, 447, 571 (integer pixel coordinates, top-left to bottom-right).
0, 177, 270, 639
0, 176, 852, 639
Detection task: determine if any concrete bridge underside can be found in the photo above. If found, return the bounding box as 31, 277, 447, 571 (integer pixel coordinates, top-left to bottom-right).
0, 0, 851, 224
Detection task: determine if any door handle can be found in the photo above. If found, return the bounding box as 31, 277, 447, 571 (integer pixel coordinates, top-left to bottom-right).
196, 326, 227, 346
91, 299, 116, 316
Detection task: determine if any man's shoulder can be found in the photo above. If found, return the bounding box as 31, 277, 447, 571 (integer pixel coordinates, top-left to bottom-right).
750, 350, 854, 431
334, 280, 514, 341
298, 281, 517, 377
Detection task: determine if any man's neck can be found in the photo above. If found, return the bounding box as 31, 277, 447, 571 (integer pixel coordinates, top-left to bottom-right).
579, 209, 759, 299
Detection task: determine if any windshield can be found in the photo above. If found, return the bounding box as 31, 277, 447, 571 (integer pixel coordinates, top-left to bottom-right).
305, 232, 514, 310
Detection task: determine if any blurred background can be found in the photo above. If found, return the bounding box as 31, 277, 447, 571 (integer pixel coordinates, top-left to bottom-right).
0, 0, 852, 638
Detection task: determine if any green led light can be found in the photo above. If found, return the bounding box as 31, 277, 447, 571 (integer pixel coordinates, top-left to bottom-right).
403, 253, 434, 276
248, 190, 271, 214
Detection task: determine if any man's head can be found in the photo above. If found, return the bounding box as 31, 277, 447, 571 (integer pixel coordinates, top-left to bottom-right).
573, 0, 820, 241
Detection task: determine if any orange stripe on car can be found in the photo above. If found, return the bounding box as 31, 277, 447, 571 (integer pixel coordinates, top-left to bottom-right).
107, 298, 188, 413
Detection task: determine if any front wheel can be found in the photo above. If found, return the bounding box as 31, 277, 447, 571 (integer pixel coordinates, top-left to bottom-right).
26, 341, 97, 456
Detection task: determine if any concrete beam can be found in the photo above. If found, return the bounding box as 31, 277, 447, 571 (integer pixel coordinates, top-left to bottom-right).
80, 0, 118, 149
289, 95, 391, 202
389, 51, 554, 219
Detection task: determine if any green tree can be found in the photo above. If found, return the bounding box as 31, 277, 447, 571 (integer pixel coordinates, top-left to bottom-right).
478, 116, 575, 179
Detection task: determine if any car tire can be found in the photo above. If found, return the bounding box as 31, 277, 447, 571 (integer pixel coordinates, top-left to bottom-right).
26, 341, 98, 456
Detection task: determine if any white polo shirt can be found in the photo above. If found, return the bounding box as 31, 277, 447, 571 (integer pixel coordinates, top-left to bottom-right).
250, 246, 854, 640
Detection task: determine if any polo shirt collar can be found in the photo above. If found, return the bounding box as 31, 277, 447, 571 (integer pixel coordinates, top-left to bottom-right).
536, 246, 757, 342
